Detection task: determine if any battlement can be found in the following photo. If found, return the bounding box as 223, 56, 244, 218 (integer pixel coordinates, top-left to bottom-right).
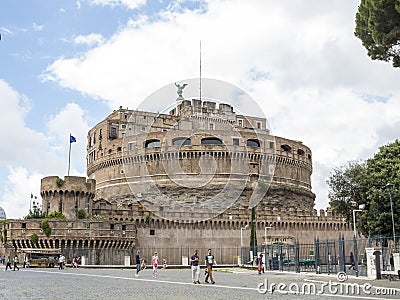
41, 176, 96, 194
40, 176, 96, 219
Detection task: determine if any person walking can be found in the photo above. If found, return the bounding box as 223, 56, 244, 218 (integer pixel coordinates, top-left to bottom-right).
190, 249, 201, 284
135, 250, 141, 277
257, 254, 264, 274
151, 252, 159, 278
204, 248, 216, 284
5, 256, 12, 271
13, 255, 19, 271
349, 252, 355, 270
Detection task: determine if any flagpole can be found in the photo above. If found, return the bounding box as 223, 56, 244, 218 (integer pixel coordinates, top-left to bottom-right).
68, 134, 72, 176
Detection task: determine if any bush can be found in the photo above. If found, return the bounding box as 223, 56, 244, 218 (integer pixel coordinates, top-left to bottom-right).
77, 209, 86, 219
40, 220, 51, 237
55, 178, 64, 187
47, 211, 66, 219
30, 233, 39, 245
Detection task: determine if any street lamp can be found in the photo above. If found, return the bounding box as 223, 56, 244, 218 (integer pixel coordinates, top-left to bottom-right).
264, 223, 273, 271
240, 224, 249, 265
352, 203, 364, 277
264, 223, 273, 246
386, 183, 396, 251
353, 204, 365, 238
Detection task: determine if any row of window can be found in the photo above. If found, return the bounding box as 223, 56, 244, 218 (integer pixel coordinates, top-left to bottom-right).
144, 137, 262, 148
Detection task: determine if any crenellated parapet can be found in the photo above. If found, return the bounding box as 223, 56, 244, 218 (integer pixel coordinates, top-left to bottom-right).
40, 176, 96, 219
2, 219, 135, 250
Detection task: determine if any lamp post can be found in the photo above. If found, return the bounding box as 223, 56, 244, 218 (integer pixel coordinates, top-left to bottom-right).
386, 183, 396, 251
240, 224, 249, 265
352, 204, 364, 277
264, 223, 273, 271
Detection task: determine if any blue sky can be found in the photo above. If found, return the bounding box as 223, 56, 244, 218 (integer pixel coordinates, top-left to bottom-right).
1, 0, 400, 218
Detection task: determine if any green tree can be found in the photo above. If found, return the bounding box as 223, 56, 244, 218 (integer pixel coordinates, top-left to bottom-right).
327, 161, 368, 222
327, 140, 400, 238
355, 0, 400, 67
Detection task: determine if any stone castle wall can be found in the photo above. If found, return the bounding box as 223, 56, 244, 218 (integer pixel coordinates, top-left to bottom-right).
41, 176, 96, 219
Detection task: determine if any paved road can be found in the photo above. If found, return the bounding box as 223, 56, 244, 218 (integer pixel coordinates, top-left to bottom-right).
0, 267, 399, 299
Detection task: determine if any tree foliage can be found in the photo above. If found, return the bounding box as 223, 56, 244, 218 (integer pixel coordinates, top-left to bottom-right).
355, 0, 400, 67
327, 140, 400, 238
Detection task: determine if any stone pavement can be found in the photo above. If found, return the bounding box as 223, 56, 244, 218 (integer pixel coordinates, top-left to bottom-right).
0, 267, 399, 299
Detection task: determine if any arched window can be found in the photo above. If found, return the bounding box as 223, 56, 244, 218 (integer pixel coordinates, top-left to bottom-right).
281, 144, 291, 152
297, 149, 305, 155
201, 137, 222, 145
173, 138, 191, 146
246, 139, 260, 147
145, 139, 160, 148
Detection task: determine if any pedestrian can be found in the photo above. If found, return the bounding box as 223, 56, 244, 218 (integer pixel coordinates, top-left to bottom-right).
349, 252, 355, 270
72, 257, 78, 269
13, 255, 19, 271
151, 251, 159, 278
58, 254, 65, 270
390, 253, 394, 271
190, 249, 201, 284
162, 258, 167, 269
5, 256, 12, 271
257, 254, 264, 274
204, 248, 216, 284
135, 250, 141, 277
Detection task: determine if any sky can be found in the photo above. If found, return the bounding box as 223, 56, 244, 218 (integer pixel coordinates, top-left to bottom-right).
0, 0, 399, 219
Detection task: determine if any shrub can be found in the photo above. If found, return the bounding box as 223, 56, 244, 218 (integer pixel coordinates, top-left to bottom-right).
55, 178, 64, 187
40, 220, 51, 237
30, 233, 39, 245
47, 211, 66, 219
77, 209, 86, 219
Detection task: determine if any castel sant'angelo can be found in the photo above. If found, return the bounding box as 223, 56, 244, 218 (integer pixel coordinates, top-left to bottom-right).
0, 81, 353, 264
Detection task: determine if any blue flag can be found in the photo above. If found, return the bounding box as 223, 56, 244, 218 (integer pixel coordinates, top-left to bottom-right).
70, 134, 76, 143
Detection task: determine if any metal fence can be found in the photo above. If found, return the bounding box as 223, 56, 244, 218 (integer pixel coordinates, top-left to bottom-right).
61, 235, 397, 277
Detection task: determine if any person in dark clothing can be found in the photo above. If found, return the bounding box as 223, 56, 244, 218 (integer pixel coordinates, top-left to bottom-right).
204, 249, 216, 284
13, 255, 19, 271
349, 252, 355, 270
135, 250, 141, 277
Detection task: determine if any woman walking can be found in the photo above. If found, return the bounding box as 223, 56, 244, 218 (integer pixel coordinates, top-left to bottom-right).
152, 252, 159, 278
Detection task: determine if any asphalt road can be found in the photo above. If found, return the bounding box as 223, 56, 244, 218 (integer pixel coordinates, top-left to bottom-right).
0, 267, 399, 300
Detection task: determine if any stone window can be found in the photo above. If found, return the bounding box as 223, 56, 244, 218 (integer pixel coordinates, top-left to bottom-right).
269, 141, 275, 149
173, 138, 191, 146
110, 224, 114, 230
297, 149, 305, 155
247, 139, 260, 147
209, 123, 214, 130
145, 139, 161, 148
237, 119, 243, 127
233, 138, 239, 146
150, 229, 155, 235
201, 137, 222, 145
257, 122, 261, 129
122, 225, 126, 231
109, 127, 117, 139
129, 142, 135, 151
21, 223, 26, 229
281, 144, 292, 152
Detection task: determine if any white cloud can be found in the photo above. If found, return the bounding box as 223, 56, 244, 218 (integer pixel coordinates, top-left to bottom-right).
41, 0, 400, 211
73, 33, 104, 46
1, 167, 44, 219
0, 80, 88, 218
86, 0, 146, 10
33, 22, 44, 31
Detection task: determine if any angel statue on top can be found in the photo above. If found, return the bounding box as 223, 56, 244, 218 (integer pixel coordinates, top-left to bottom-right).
175, 82, 187, 98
